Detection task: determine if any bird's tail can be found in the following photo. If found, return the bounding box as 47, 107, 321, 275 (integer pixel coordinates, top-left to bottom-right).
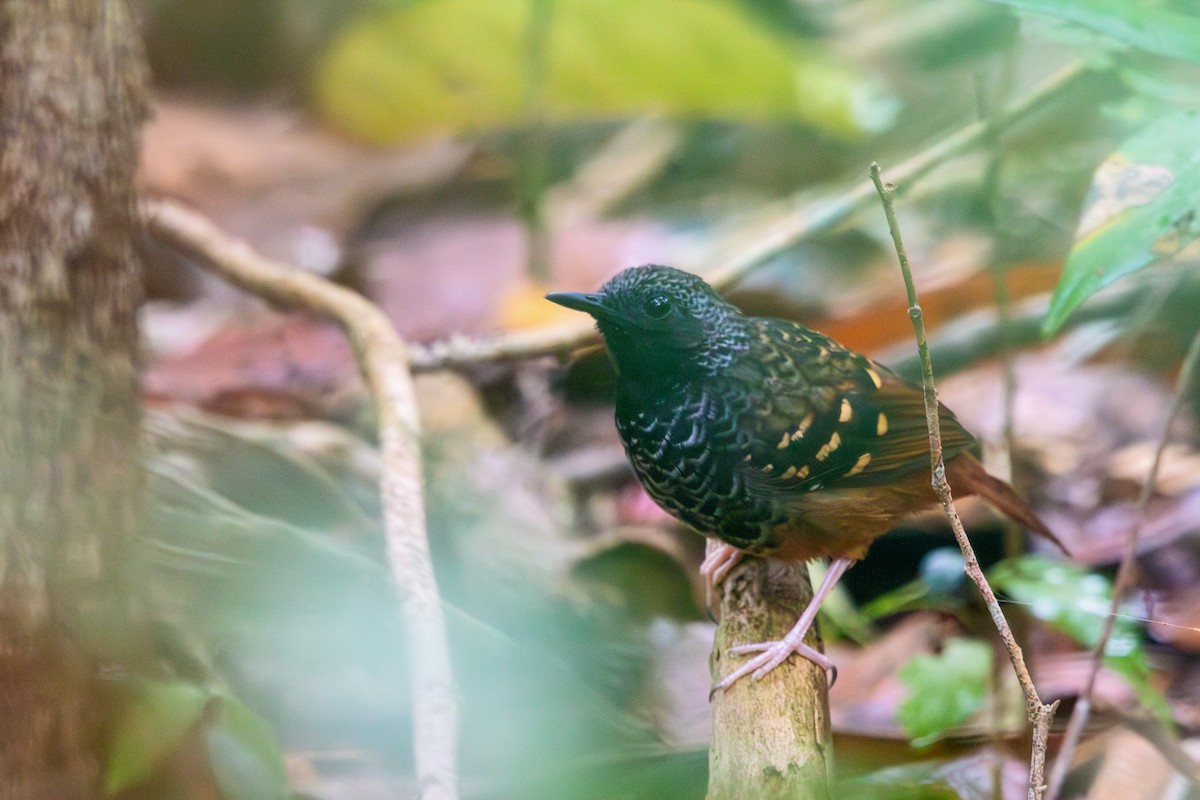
946, 453, 1070, 556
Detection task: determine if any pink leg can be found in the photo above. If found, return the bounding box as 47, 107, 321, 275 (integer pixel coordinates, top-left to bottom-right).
700, 544, 744, 614
712, 557, 854, 694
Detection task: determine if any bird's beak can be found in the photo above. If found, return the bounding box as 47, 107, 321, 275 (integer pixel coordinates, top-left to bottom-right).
545, 291, 608, 318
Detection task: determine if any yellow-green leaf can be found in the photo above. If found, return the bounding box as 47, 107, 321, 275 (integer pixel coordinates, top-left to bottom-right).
314, 0, 897, 144
1043, 108, 1200, 334
206, 693, 289, 800
104, 681, 211, 795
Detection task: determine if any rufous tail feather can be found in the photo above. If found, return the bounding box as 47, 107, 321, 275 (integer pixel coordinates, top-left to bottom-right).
946, 454, 1069, 555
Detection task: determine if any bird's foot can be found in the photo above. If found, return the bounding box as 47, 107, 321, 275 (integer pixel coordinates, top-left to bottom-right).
700, 544, 744, 618
711, 633, 836, 696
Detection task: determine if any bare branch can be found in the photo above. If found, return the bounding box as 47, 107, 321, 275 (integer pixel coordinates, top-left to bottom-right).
870, 163, 1059, 800
142, 198, 459, 800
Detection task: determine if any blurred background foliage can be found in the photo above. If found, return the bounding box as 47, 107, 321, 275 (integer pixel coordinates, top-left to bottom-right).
130, 0, 1200, 798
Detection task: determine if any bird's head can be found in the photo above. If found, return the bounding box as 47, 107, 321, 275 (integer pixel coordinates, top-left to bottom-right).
546, 265, 749, 384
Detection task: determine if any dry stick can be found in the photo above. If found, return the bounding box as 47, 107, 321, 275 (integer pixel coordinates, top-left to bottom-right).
142, 198, 460, 800
870, 164, 1059, 800
1045, 326, 1200, 800
408, 61, 1091, 372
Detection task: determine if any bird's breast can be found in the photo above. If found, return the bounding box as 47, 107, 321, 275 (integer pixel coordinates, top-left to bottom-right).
615, 385, 771, 544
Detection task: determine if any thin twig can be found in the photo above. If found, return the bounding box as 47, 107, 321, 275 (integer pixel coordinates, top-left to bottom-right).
407, 61, 1092, 372
870, 163, 1058, 800
1045, 326, 1200, 800
142, 198, 459, 800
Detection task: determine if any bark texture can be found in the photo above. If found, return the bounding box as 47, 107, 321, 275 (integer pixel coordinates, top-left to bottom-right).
0, 1, 148, 797
708, 555, 833, 800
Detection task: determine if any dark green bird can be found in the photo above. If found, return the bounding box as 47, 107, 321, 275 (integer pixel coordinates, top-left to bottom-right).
547, 265, 1064, 692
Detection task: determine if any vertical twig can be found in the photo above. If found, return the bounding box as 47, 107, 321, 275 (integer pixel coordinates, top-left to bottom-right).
142, 199, 459, 800
1045, 327, 1200, 800
870, 163, 1059, 800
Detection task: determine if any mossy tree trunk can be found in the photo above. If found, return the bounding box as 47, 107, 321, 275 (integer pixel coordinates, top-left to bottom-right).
0, 2, 148, 797
708, 555, 833, 800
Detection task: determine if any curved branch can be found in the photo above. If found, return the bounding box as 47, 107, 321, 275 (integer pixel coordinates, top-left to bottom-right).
142, 198, 459, 800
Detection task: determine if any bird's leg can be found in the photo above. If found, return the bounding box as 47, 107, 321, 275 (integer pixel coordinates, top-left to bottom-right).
700, 543, 744, 615
712, 557, 854, 694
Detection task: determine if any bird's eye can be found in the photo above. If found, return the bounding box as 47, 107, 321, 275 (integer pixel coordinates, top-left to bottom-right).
644, 295, 673, 319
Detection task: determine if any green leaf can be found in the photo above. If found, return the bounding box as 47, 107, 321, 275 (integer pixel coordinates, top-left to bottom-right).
1043, 107, 1200, 334
205, 694, 289, 800
896, 637, 991, 746
989, 556, 1114, 645
313, 0, 898, 144
989, 0, 1200, 63
104, 681, 211, 795
989, 556, 1172, 724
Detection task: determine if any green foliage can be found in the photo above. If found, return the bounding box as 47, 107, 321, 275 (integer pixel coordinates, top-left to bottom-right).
989, 556, 1113, 644
989, 556, 1171, 722
1043, 108, 1200, 334
143, 405, 699, 799
205, 694, 290, 800
988, 0, 1200, 63
104, 680, 210, 795
313, 0, 897, 144
103, 680, 289, 798
896, 637, 991, 746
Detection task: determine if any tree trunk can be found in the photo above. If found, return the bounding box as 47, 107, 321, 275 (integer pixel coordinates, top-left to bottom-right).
0, 2, 148, 797
708, 552, 833, 800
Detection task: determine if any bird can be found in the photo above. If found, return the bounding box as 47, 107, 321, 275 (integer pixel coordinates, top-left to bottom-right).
547, 264, 1066, 693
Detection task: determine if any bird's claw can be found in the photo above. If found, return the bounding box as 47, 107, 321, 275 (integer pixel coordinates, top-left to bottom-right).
700, 544, 744, 619
710, 637, 836, 698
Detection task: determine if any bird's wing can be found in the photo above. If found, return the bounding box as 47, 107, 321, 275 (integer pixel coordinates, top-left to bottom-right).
733, 323, 974, 494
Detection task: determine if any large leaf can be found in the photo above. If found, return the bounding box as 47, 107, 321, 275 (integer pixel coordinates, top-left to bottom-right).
989, 556, 1117, 645
896, 637, 991, 746
989, 0, 1200, 64
1043, 108, 1200, 334
104, 681, 211, 795
989, 556, 1171, 722
205, 694, 289, 800
314, 0, 897, 144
